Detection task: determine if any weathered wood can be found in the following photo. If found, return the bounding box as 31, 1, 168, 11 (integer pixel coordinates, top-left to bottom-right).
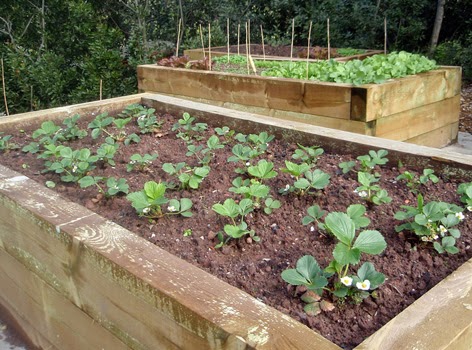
405, 122, 459, 148
362, 67, 461, 121
0, 248, 129, 350
374, 95, 460, 143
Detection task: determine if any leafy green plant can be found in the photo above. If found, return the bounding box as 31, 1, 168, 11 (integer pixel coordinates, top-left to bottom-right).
396, 168, 439, 194
162, 162, 210, 190
126, 181, 193, 219
0, 133, 19, 152
457, 183, 472, 210
127, 153, 158, 172
339, 150, 389, 174
88, 112, 140, 144
96, 139, 118, 167
248, 159, 277, 183
61, 114, 87, 140
227, 143, 264, 174
394, 194, 464, 254
186, 135, 224, 165
229, 177, 281, 214
79, 176, 129, 197
212, 198, 258, 247
282, 211, 386, 313
120, 104, 163, 134
355, 172, 392, 205
172, 112, 208, 143
303, 204, 370, 233
292, 144, 324, 165
214, 126, 235, 143
32, 120, 63, 145
44, 146, 98, 182
283, 168, 330, 196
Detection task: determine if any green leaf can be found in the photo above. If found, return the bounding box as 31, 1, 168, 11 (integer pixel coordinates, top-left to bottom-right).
333, 243, 361, 265
296, 255, 321, 281
281, 269, 309, 286
356, 262, 385, 289
353, 230, 387, 255
126, 192, 149, 211
78, 176, 97, 188
144, 181, 166, 200
180, 198, 193, 212
324, 212, 355, 246
304, 302, 322, 316
212, 198, 239, 218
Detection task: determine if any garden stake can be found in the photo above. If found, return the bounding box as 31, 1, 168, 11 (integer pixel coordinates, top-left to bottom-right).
227, 18, 230, 63
99, 79, 103, 100
290, 18, 295, 62
327, 18, 331, 60
384, 17, 387, 54
1, 58, 8, 116
306, 21, 312, 80
208, 23, 212, 71
245, 22, 249, 75
199, 24, 206, 59
248, 19, 251, 56
237, 23, 240, 55
175, 17, 182, 57
30, 85, 33, 111
260, 25, 266, 61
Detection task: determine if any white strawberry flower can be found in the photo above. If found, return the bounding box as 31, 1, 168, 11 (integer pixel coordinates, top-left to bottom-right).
167, 205, 177, 212
356, 280, 371, 291
455, 212, 465, 221
340, 276, 353, 287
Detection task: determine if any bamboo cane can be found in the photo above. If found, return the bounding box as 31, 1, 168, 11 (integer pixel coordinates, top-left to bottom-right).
208, 23, 212, 71
260, 25, 266, 61
384, 17, 387, 54
1, 58, 9, 116
30, 86, 33, 111
245, 21, 249, 75
237, 23, 240, 55
248, 19, 251, 56
175, 18, 182, 57
306, 21, 312, 80
199, 24, 206, 59
227, 18, 230, 63
290, 18, 295, 62
100, 79, 103, 100
327, 18, 331, 60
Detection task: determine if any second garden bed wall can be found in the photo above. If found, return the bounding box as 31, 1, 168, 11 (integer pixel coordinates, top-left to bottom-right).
0, 94, 471, 350
137, 65, 461, 148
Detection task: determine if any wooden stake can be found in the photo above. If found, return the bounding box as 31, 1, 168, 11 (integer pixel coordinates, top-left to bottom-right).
99, 79, 103, 100
199, 24, 206, 59
327, 18, 331, 60
384, 17, 387, 55
306, 21, 312, 80
208, 23, 212, 71
1, 58, 9, 116
175, 18, 182, 57
248, 19, 251, 56
290, 18, 295, 62
30, 85, 33, 111
237, 23, 240, 55
260, 25, 266, 61
227, 18, 230, 63
245, 22, 249, 75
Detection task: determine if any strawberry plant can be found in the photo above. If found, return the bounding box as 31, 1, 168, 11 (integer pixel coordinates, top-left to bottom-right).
172, 112, 208, 143
162, 162, 210, 190
396, 169, 439, 194
0, 133, 18, 152
292, 144, 324, 165
127, 153, 158, 172
79, 176, 129, 197
355, 172, 392, 205
44, 146, 98, 182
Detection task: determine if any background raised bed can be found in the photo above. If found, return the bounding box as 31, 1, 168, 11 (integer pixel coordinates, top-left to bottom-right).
138, 65, 461, 148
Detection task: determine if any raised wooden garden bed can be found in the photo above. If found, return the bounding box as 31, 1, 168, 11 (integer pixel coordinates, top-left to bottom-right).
183, 44, 383, 62
0, 94, 471, 350
137, 65, 461, 148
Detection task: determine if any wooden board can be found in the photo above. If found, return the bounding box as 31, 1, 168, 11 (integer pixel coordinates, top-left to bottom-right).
405, 122, 459, 148
362, 67, 461, 121
374, 95, 460, 142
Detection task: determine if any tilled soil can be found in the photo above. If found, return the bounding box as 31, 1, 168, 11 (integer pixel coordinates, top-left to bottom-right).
460, 82, 472, 133
0, 109, 471, 349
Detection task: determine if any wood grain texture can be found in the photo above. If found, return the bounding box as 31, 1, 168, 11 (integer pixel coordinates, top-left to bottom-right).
362, 67, 461, 121
405, 122, 459, 148
0, 248, 129, 350
374, 95, 460, 141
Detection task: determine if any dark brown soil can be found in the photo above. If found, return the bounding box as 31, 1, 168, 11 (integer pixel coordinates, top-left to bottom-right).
214, 44, 342, 59
1, 108, 471, 349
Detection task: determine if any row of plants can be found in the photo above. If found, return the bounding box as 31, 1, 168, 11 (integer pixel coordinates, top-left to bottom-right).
1, 104, 470, 316
212, 51, 437, 85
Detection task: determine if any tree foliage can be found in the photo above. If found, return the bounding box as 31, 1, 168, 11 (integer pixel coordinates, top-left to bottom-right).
1, 0, 470, 115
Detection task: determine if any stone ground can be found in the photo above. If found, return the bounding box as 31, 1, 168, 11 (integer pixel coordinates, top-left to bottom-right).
1, 82, 471, 349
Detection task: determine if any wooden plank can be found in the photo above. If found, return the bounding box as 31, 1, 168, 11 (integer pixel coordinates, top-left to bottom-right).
302, 82, 351, 119
0, 248, 128, 350
405, 122, 459, 148
0, 167, 340, 350
362, 67, 461, 121
374, 95, 460, 142
0, 94, 147, 130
